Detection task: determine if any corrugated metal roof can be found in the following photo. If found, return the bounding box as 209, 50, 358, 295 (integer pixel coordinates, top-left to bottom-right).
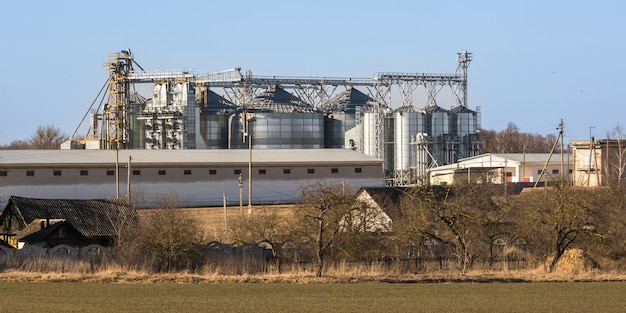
250, 86, 318, 113
490, 153, 558, 163
200, 90, 235, 114
3, 196, 137, 238
433, 153, 566, 172
450, 105, 475, 113
394, 105, 424, 113
324, 87, 374, 113
424, 105, 449, 113
0, 149, 384, 167
129, 92, 147, 104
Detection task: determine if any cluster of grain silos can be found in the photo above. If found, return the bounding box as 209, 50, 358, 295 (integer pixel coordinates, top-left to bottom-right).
81, 50, 479, 185
190, 84, 479, 185
341, 100, 480, 185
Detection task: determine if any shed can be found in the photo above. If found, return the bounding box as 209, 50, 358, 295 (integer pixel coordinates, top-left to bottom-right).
0, 196, 138, 248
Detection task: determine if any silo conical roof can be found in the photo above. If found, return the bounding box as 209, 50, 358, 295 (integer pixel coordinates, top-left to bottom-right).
394, 105, 425, 114
424, 104, 449, 113
324, 87, 374, 113
450, 105, 475, 114
129, 92, 147, 104
250, 85, 318, 113
199, 90, 235, 114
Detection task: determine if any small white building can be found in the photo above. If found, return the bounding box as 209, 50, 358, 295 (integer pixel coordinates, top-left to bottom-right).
428, 153, 572, 185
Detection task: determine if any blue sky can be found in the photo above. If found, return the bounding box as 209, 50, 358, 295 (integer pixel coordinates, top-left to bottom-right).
1, 0, 624, 146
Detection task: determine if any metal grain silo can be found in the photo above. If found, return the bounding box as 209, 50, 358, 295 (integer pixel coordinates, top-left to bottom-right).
362, 105, 393, 172
393, 105, 425, 172
323, 87, 373, 148
197, 89, 235, 149
424, 105, 451, 165
229, 85, 324, 149
128, 92, 147, 149
450, 105, 480, 159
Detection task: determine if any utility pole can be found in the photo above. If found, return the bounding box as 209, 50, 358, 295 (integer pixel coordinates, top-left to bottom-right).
223, 193, 227, 229
246, 112, 254, 216
115, 144, 120, 198
534, 120, 563, 188
588, 126, 595, 187
127, 155, 132, 202
560, 119, 564, 179
238, 173, 243, 218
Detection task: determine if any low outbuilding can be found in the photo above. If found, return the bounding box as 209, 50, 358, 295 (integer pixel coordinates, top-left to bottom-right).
0, 196, 138, 249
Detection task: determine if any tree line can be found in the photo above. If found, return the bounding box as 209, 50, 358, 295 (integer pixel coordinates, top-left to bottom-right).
116, 180, 626, 277
479, 122, 559, 153
0, 125, 68, 150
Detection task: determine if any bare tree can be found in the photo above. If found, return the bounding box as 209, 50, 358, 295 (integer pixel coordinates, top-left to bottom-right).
480, 122, 556, 154
607, 125, 626, 188
400, 183, 503, 274
29, 125, 68, 149
127, 196, 204, 272
228, 206, 290, 245
515, 179, 607, 272
295, 182, 357, 277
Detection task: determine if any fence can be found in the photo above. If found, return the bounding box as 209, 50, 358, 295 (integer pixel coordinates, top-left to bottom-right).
0, 244, 109, 264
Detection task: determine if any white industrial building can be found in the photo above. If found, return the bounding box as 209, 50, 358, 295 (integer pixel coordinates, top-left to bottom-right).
0, 149, 384, 208
429, 153, 572, 185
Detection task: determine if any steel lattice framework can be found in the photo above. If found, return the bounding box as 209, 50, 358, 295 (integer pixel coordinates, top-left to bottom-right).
96, 50, 472, 156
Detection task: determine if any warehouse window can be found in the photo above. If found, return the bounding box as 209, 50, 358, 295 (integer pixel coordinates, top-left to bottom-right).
259, 169, 266, 174
552, 169, 559, 175
331, 168, 339, 174
0, 171, 7, 176
568, 169, 573, 174
209, 169, 217, 175
184, 170, 192, 175
537, 170, 543, 175
307, 169, 315, 174
26, 170, 35, 177
354, 168, 362, 173
80, 170, 88, 176
107, 170, 115, 176
506, 172, 512, 177
283, 169, 291, 174
53, 170, 62, 176
158, 170, 166, 175
234, 169, 242, 175
133, 170, 141, 176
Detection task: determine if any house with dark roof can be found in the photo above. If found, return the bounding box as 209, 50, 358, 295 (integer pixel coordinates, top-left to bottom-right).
0, 196, 138, 249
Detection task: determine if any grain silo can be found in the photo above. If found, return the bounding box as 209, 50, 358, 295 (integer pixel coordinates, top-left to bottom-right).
450, 105, 480, 159
362, 105, 393, 173
197, 89, 235, 149
424, 105, 451, 165
323, 87, 373, 148
393, 105, 425, 176
128, 92, 147, 149
229, 85, 324, 149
